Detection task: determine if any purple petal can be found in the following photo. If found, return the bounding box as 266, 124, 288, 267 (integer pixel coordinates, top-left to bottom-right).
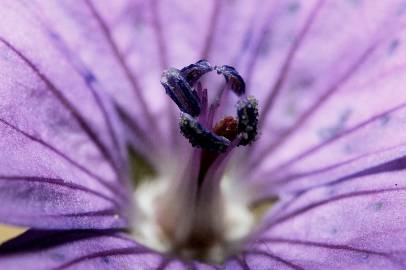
241, 0, 406, 196
1, 1, 406, 269
19, 0, 171, 152
234, 171, 406, 269
0, 1, 131, 229
0, 230, 161, 270
204, 1, 406, 269
0, 230, 219, 270
253, 104, 406, 199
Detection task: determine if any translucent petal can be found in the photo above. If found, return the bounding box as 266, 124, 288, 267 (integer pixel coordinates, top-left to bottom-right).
0, 1, 130, 229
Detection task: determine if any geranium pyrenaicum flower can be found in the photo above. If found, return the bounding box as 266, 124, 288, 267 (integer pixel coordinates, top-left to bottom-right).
1, 0, 406, 269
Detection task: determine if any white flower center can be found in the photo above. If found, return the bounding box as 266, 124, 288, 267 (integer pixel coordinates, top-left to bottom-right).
131, 173, 254, 263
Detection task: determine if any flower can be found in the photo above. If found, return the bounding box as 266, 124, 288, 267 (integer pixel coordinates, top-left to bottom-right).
1, 0, 406, 269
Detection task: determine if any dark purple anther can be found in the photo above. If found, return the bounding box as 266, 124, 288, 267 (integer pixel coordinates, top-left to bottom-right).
180, 59, 213, 86
179, 113, 231, 153
236, 96, 259, 146
161, 61, 258, 152
215, 65, 246, 96
161, 68, 201, 117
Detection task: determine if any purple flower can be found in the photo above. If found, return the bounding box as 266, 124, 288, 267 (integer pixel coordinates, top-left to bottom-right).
1, 0, 406, 269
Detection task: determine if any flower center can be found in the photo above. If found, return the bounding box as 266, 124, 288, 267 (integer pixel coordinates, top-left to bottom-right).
131, 60, 260, 263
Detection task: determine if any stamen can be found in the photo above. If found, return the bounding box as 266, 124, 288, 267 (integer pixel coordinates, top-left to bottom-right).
161, 68, 201, 116
142, 61, 261, 262
214, 65, 246, 96
181, 59, 213, 86
161, 61, 258, 152
237, 96, 259, 146
179, 112, 230, 153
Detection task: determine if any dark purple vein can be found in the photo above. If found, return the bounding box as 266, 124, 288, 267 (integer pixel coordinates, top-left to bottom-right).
156, 258, 171, 270
268, 141, 406, 188
249, 39, 380, 172
259, 0, 326, 126
261, 101, 406, 178
22, 2, 124, 166
243, 2, 279, 90
151, 0, 168, 69
254, 148, 406, 217
59, 209, 120, 218
209, 3, 264, 122
252, 237, 404, 267
150, 0, 179, 146
259, 147, 406, 207
234, 255, 250, 270
298, 154, 406, 194
53, 247, 152, 270
243, 250, 305, 270
50, 36, 122, 160
83, 75, 122, 161
262, 187, 406, 231
229, 1, 271, 68
201, 0, 222, 59
7, 209, 126, 222
258, 237, 389, 257
0, 37, 119, 175
251, 23, 405, 171
0, 230, 136, 254
250, 145, 406, 205
84, 0, 160, 136
115, 103, 156, 153
250, 83, 406, 206
0, 117, 128, 202
0, 175, 120, 207
243, 0, 325, 167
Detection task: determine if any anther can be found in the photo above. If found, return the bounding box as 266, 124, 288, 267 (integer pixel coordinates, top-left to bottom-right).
236, 96, 259, 146
180, 113, 231, 153
180, 60, 213, 86
214, 65, 246, 96
161, 61, 259, 151
161, 68, 201, 117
